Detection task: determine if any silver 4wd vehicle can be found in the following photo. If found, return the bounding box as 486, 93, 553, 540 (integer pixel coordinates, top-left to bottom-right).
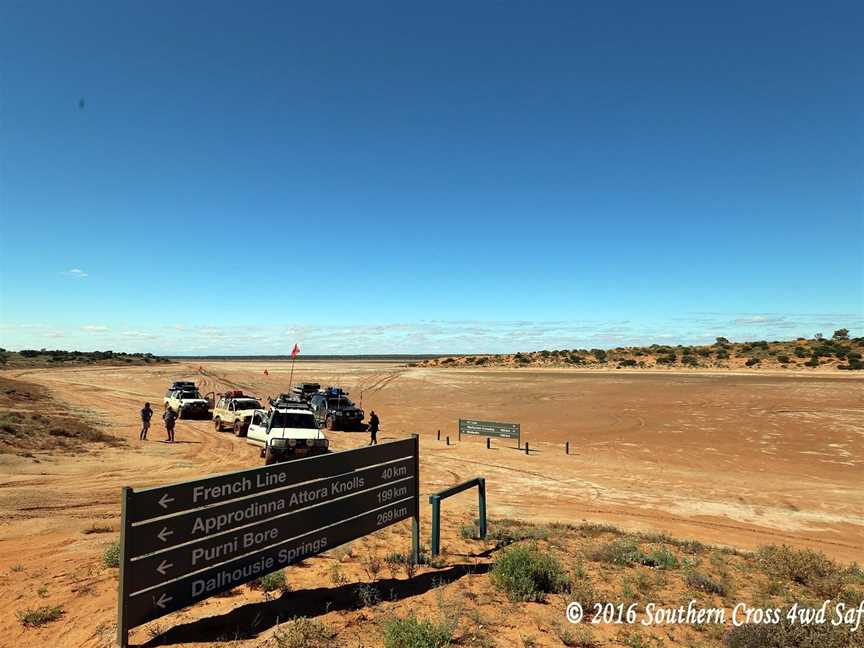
163, 387, 210, 419
245, 405, 329, 464
309, 387, 364, 430
212, 391, 263, 436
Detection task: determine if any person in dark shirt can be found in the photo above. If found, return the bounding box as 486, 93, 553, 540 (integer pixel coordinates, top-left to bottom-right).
140, 402, 153, 440
163, 407, 177, 443
368, 410, 379, 445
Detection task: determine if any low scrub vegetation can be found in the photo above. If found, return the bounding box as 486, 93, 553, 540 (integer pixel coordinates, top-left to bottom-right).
249, 569, 287, 592
416, 333, 863, 371
0, 349, 170, 367
16, 605, 64, 627
490, 543, 570, 601
273, 617, 332, 648
382, 613, 454, 648
102, 541, 121, 568
0, 376, 121, 453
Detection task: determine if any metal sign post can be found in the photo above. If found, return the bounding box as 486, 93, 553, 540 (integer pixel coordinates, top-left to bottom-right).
116, 438, 419, 646
428, 477, 487, 556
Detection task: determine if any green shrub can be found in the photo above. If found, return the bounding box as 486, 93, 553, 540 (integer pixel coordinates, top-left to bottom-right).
355, 583, 381, 607
591, 539, 649, 566
656, 354, 676, 365
777, 355, 790, 363
102, 541, 121, 568
724, 607, 859, 648
745, 358, 760, 367
647, 546, 679, 570
715, 349, 730, 359
490, 543, 570, 602
756, 545, 840, 589
382, 614, 453, 648
685, 571, 727, 596
16, 605, 63, 627
618, 359, 638, 368
804, 356, 820, 367
274, 617, 332, 648
250, 569, 286, 592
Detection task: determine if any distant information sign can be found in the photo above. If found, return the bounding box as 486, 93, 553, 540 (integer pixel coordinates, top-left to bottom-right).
116, 438, 419, 646
459, 419, 520, 441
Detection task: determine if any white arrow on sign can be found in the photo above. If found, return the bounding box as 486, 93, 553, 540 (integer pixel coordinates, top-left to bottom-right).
157, 527, 174, 543
155, 593, 172, 609
156, 559, 173, 576
158, 493, 175, 509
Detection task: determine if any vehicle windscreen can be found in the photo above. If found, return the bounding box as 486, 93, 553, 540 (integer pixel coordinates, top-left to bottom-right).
179, 391, 201, 399
328, 399, 354, 408
270, 412, 317, 429
234, 399, 261, 410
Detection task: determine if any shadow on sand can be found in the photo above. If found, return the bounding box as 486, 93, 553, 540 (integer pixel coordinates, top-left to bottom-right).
141, 562, 490, 646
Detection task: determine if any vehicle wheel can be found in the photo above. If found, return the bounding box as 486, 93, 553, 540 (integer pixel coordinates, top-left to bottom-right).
214, 418, 222, 431
233, 420, 245, 437
325, 416, 335, 431
264, 447, 277, 465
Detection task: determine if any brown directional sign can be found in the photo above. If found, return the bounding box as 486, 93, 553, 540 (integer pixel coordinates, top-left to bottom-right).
129, 469, 414, 592
459, 418, 520, 440
117, 436, 420, 647
130, 438, 415, 521
125, 497, 415, 628
128, 457, 414, 558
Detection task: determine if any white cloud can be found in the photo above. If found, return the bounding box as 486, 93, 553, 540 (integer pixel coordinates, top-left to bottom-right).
62, 268, 88, 279
81, 325, 109, 332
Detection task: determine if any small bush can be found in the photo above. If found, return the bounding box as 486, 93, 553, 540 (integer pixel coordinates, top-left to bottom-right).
591, 539, 649, 567
647, 546, 679, 570
17, 605, 63, 627
724, 608, 859, 648
355, 583, 381, 608
274, 617, 332, 648
685, 571, 727, 596
744, 358, 760, 367
102, 541, 121, 568
382, 614, 453, 648
756, 545, 841, 589
656, 353, 676, 365
776, 355, 790, 364
250, 569, 286, 592
490, 543, 570, 602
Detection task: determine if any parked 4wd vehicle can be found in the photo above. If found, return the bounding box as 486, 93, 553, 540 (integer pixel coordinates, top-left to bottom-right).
309, 387, 364, 430
289, 382, 321, 402
164, 387, 210, 419
212, 391, 262, 436
246, 406, 328, 464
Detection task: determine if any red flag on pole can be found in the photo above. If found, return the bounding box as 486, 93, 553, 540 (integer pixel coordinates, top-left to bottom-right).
291, 343, 300, 358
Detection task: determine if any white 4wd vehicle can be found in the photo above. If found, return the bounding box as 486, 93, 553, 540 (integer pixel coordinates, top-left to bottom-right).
164, 389, 210, 419
246, 406, 329, 464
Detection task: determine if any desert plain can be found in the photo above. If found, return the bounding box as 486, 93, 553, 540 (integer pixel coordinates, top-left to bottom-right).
0, 360, 861, 647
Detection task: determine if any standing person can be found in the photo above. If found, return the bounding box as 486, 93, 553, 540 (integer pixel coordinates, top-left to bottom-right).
163, 407, 177, 443
368, 410, 379, 445
140, 402, 153, 440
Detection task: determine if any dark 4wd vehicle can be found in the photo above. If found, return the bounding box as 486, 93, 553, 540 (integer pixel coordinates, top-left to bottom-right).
309, 387, 364, 430
289, 382, 321, 402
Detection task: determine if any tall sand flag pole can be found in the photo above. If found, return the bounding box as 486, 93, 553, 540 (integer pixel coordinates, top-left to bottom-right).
288, 343, 300, 391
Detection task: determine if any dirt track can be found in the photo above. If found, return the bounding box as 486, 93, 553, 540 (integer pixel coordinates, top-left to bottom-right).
0, 361, 861, 646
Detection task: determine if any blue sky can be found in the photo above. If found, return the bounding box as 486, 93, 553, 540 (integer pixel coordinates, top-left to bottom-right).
1, 2, 862, 354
